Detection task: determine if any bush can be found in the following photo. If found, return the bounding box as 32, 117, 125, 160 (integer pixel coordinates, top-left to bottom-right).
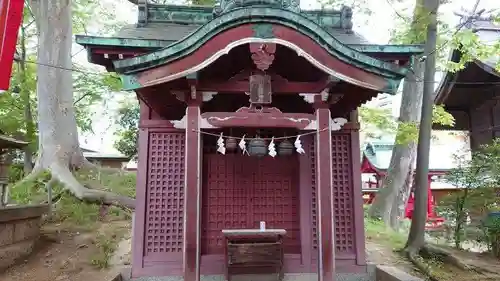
481, 214, 500, 257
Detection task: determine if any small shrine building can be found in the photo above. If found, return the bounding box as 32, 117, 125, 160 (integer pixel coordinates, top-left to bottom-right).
77, 2, 422, 281
434, 16, 499, 150
360, 136, 469, 229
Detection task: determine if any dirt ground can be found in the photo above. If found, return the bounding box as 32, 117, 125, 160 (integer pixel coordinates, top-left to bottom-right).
2, 224, 500, 281
365, 238, 500, 281
0, 221, 130, 281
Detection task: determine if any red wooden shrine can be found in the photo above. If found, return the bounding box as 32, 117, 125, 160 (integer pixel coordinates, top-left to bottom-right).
77, 2, 422, 280
361, 155, 445, 229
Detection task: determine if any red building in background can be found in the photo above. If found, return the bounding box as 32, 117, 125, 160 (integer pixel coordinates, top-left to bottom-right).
0, 0, 24, 91
360, 138, 470, 228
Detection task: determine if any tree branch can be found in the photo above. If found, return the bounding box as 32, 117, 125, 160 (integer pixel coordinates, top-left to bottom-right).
73, 92, 92, 105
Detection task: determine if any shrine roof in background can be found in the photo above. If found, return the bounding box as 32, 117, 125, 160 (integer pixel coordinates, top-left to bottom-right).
434, 17, 500, 107
361, 135, 470, 173
0, 134, 28, 150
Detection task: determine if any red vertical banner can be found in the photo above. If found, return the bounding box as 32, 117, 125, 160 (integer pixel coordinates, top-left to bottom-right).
0, 0, 25, 91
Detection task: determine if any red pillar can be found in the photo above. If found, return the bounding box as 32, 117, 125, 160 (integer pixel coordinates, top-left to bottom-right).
184, 104, 201, 281
0, 0, 25, 90
349, 110, 366, 266
315, 107, 335, 281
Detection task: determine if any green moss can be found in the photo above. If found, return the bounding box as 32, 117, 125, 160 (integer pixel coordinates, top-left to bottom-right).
9, 168, 136, 231
76, 169, 136, 198
365, 217, 408, 249
9, 170, 57, 204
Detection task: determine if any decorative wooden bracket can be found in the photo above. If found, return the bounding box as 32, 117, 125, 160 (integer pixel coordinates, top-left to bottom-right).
201, 107, 314, 129
171, 107, 353, 131
186, 72, 198, 101
249, 43, 276, 71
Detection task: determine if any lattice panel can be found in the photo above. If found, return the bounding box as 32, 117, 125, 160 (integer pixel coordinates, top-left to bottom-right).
331, 134, 355, 253
310, 134, 355, 253
202, 154, 301, 255
144, 132, 185, 255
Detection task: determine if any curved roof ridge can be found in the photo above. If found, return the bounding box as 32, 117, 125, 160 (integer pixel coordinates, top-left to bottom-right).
113, 7, 409, 88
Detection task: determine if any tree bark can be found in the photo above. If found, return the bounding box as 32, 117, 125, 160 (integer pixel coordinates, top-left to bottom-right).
405, 0, 440, 254
32, 0, 134, 209
390, 159, 415, 230
367, 0, 425, 228
367, 59, 424, 225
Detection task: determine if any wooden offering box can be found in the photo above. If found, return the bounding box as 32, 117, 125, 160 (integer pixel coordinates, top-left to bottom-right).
222, 229, 286, 281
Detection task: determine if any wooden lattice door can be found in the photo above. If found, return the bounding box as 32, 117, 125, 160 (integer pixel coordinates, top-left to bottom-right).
202, 154, 301, 255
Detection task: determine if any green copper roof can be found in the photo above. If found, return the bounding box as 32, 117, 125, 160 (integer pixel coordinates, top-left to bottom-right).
76, 34, 422, 55
112, 7, 408, 79
139, 3, 354, 29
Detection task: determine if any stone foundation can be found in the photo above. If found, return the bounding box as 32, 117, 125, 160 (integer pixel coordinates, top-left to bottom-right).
375, 266, 424, 281
121, 265, 376, 281
0, 204, 48, 271
118, 264, 425, 281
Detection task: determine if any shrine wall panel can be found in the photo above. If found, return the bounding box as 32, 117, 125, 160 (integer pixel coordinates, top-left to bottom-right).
144, 131, 185, 258
201, 154, 301, 255
310, 133, 355, 255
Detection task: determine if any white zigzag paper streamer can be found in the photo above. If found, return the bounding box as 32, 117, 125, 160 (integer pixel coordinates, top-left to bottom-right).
239, 135, 249, 155
268, 137, 276, 157
216, 133, 226, 155
294, 135, 305, 154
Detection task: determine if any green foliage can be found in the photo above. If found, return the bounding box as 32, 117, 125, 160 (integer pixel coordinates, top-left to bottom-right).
73, 0, 127, 35
437, 140, 500, 250
113, 101, 140, 158
432, 104, 454, 126
389, 0, 500, 73
482, 215, 500, 258
8, 163, 26, 183
76, 169, 137, 199
446, 29, 500, 73
359, 104, 454, 144
73, 70, 122, 133
0, 0, 126, 162
359, 106, 396, 138
9, 170, 53, 204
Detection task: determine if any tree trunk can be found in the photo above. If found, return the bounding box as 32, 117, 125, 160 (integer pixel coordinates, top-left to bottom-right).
390, 159, 415, 230
405, 0, 440, 254
367, 0, 425, 228
367, 59, 424, 225
32, 0, 134, 209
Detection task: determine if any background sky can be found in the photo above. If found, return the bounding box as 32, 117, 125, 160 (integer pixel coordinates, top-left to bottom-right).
76, 0, 499, 153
